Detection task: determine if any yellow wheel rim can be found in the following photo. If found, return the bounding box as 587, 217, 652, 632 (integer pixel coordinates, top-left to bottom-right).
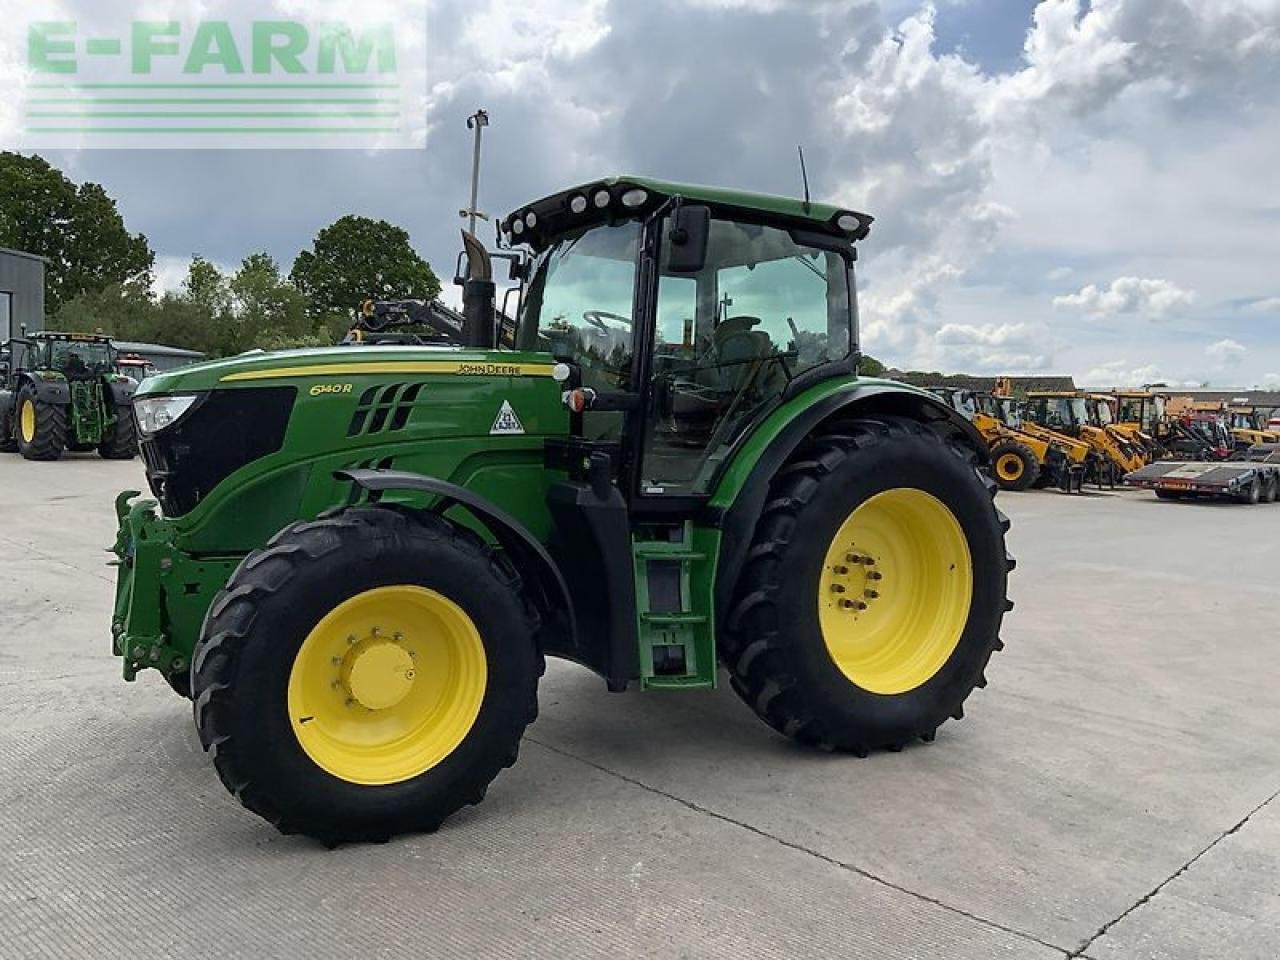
818, 489, 973, 695
287, 585, 487, 786
19, 400, 36, 444
996, 453, 1024, 482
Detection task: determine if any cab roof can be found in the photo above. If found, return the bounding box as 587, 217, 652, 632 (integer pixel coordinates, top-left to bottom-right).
501, 175, 873, 252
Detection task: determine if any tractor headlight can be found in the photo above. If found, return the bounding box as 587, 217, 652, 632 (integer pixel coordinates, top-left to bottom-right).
134, 394, 201, 436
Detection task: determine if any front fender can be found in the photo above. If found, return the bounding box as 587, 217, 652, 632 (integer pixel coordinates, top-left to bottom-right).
708, 379, 990, 629
336, 468, 577, 652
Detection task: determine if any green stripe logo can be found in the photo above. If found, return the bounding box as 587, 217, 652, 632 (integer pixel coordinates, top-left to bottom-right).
16, 8, 427, 149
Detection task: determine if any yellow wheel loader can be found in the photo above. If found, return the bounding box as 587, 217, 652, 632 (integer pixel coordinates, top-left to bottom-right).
1023, 391, 1145, 486
1111, 390, 1168, 457
1226, 405, 1280, 450
929, 386, 1078, 492
1089, 394, 1154, 465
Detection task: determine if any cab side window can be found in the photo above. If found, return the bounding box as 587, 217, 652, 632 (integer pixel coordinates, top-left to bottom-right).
641, 219, 852, 494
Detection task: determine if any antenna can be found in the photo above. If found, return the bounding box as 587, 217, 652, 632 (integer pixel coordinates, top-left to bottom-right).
798, 145, 812, 213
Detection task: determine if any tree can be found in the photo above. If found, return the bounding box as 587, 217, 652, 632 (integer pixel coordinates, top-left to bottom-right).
859, 353, 887, 377
0, 152, 154, 312
49, 279, 155, 340
290, 215, 439, 326
226, 253, 314, 354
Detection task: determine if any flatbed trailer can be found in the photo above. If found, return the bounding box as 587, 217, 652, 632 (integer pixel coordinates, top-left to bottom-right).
1126, 447, 1280, 503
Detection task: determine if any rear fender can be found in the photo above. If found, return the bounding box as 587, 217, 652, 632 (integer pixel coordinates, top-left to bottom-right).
105, 376, 138, 408
18, 373, 69, 405
710, 383, 989, 629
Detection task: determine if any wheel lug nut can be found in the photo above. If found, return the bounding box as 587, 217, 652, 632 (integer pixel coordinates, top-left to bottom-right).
831, 584, 846, 594
855, 601, 868, 611
868, 571, 883, 581
865, 590, 879, 599
347, 635, 357, 645
393, 632, 403, 642
371, 626, 381, 637
834, 565, 849, 575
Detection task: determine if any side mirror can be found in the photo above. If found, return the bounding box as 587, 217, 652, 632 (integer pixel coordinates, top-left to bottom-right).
666, 204, 710, 274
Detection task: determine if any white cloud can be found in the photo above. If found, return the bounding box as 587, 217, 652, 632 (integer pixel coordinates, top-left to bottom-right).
1053, 276, 1197, 319
1206, 337, 1247, 369
926, 321, 1052, 373
1243, 297, 1280, 314
1081, 359, 1164, 387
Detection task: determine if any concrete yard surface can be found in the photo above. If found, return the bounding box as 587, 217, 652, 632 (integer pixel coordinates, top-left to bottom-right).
0, 455, 1277, 959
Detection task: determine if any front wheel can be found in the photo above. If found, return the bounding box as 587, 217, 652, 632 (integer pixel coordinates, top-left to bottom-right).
721, 416, 1013, 754
191, 507, 541, 843
989, 439, 1039, 492
15, 386, 66, 461
98, 404, 139, 459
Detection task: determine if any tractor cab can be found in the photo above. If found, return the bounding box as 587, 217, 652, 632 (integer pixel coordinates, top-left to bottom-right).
25, 332, 117, 380
507, 177, 870, 501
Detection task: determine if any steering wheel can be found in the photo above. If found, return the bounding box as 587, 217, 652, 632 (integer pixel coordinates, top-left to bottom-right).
583, 310, 632, 334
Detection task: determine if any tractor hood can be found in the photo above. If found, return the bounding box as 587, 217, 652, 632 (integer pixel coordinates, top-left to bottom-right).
135, 345, 558, 397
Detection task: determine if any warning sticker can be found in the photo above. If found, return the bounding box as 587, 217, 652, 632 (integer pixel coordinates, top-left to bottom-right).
490, 400, 525, 436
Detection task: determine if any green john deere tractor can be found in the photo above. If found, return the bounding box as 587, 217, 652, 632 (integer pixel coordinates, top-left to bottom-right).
1, 331, 139, 461
111, 177, 1014, 843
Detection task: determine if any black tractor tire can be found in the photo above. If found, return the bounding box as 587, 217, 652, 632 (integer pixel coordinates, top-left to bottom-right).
14, 385, 66, 461
0, 408, 16, 452
98, 406, 139, 459
720, 416, 1013, 755
1261, 475, 1277, 504
989, 439, 1040, 492
191, 506, 541, 844
164, 668, 193, 699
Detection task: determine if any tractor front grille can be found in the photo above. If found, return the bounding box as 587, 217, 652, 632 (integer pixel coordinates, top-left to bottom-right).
141, 387, 296, 516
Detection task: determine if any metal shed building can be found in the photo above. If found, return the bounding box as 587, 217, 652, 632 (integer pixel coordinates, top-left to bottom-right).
0, 248, 48, 341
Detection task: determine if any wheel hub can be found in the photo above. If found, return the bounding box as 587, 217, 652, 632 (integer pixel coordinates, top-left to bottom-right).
340, 634, 416, 710
827, 550, 884, 617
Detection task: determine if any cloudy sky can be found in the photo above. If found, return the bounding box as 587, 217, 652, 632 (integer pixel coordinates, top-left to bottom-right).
12, 0, 1280, 386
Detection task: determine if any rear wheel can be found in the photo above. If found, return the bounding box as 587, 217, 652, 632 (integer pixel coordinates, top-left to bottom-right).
15, 385, 66, 461
1260, 475, 1277, 504
192, 506, 541, 843
989, 439, 1039, 492
721, 416, 1013, 754
98, 404, 139, 459
1238, 478, 1262, 505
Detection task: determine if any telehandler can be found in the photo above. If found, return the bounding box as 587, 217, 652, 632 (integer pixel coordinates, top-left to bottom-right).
111, 177, 1013, 843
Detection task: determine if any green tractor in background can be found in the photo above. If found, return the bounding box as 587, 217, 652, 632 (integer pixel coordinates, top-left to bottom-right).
112, 177, 1014, 843
1, 331, 139, 461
